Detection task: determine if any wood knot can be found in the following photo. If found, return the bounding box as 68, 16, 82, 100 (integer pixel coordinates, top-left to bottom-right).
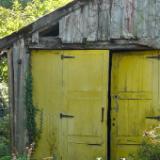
17, 59, 22, 64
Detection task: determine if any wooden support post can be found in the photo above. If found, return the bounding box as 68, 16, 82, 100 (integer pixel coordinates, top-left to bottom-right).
11, 39, 29, 154
7, 48, 15, 152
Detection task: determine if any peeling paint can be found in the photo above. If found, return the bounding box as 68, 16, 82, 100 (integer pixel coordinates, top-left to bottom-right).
59, 0, 160, 48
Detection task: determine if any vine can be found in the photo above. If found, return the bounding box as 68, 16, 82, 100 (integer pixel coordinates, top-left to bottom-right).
25, 63, 38, 144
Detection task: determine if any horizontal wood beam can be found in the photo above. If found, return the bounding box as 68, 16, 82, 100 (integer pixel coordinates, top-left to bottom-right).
29, 38, 153, 51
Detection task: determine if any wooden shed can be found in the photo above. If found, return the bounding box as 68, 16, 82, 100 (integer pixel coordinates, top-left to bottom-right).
0, 0, 160, 159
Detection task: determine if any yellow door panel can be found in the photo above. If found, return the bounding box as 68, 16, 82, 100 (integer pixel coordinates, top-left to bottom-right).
62, 50, 109, 160
111, 51, 160, 160
68, 143, 104, 160
32, 50, 109, 160
32, 50, 63, 159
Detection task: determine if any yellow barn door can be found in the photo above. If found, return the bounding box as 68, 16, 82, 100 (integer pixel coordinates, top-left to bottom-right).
62, 51, 109, 160
111, 51, 160, 160
32, 50, 109, 160
32, 51, 63, 159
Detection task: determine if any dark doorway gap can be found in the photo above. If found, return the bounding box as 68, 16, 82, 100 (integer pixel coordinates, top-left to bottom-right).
40, 23, 59, 37
107, 52, 112, 160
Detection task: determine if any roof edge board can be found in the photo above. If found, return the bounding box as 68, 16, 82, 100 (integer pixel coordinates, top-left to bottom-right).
28, 38, 153, 50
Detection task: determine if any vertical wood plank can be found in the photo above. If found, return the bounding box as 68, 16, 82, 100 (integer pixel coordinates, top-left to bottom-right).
17, 39, 29, 152
12, 41, 20, 153
32, 31, 39, 44
7, 48, 15, 152
12, 39, 29, 153
97, 0, 110, 40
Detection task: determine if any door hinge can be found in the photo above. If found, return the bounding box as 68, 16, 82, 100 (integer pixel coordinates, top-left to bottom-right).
60, 113, 74, 119
146, 55, 160, 59
61, 55, 75, 60
146, 116, 160, 121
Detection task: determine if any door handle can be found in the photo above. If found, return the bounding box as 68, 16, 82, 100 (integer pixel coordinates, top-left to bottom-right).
146, 116, 160, 121
60, 113, 74, 119
101, 107, 104, 122
114, 95, 119, 112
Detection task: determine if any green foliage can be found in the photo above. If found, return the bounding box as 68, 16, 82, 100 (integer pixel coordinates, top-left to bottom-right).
0, 115, 9, 157
139, 142, 160, 160
25, 64, 42, 145
0, 155, 29, 160
129, 141, 160, 160
0, 58, 8, 83
0, 0, 12, 8
25, 67, 37, 144
0, 57, 9, 158
0, 113, 9, 157
0, 156, 11, 160
0, 0, 31, 8
0, 0, 71, 39
129, 126, 160, 160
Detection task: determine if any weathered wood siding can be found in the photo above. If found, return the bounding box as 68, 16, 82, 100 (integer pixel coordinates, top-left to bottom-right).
59, 0, 160, 47
59, 0, 110, 43
8, 39, 29, 153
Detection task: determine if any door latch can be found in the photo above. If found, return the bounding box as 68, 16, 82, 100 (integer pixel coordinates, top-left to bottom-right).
114, 95, 119, 112
60, 113, 74, 119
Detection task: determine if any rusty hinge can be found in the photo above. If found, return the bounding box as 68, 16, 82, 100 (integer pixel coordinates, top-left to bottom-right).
147, 55, 160, 59
60, 113, 74, 119
61, 55, 75, 60
146, 115, 160, 121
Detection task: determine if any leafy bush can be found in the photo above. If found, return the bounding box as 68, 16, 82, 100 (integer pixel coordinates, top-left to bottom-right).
0, 58, 9, 158
0, 0, 71, 39
0, 155, 28, 160
0, 143, 34, 160
0, 156, 11, 160
0, 115, 10, 157
129, 126, 160, 160
0, 57, 8, 84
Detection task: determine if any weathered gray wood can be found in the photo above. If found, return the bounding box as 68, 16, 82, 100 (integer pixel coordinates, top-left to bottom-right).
97, 0, 110, 40
12, 39, 29, 153
7, 48, 15, 152
60, 0, 99, 43
12, 41, 19, 153
32, 31, 39, 44
29, 37, 152, 50
29, 37, 61, 49
59, 0, 160, 48
17, 39, 29, 152
2, 0, 160, 49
